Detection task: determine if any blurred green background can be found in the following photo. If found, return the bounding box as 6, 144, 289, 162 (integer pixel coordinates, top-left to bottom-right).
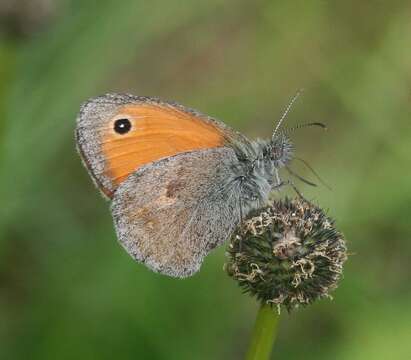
1, 1, 410, 359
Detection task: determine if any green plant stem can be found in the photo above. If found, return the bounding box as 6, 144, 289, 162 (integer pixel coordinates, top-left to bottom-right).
245, 304, 280, 360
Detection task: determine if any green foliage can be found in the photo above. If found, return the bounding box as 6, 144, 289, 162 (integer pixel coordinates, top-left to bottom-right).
1, 1, 411, 359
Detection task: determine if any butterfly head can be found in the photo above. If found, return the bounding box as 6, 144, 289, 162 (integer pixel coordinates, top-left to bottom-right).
269, 133, 294, 169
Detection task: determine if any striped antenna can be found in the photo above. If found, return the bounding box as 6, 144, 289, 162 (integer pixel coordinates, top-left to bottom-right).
272, 89, 303, 139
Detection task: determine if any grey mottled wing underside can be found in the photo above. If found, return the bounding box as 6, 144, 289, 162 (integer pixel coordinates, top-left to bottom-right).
111, 147, 241, 278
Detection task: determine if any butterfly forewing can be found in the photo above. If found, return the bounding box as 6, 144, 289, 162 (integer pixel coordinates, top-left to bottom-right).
75, 94, 243, 198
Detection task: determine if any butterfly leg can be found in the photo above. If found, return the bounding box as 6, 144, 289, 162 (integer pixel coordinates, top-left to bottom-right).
287, 180, 306, 200
272, 169, 310, 201
274, 168, 282, 187
237, 176, 245, 252
273, 179, 310, 202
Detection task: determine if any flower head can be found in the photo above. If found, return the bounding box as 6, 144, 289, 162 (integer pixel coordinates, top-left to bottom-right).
225, 198, 347, 312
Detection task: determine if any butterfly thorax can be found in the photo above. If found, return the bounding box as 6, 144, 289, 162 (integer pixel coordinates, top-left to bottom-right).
228, 134, 294, 215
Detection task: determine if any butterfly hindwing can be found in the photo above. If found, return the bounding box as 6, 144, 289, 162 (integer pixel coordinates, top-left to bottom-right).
110, 147, 241, 278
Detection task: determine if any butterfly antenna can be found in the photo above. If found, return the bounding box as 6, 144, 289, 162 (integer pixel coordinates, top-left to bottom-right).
295, 157, 332, 190
285, 122, 327, 134
272, 88, 304, 140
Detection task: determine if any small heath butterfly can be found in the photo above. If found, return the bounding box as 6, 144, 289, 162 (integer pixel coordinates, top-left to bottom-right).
75, 92, 317, 278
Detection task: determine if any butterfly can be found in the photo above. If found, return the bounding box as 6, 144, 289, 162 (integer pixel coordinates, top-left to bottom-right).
75, 92, 322, 278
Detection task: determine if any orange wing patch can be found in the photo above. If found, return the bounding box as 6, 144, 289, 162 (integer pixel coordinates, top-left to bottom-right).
101, 104, 226, 194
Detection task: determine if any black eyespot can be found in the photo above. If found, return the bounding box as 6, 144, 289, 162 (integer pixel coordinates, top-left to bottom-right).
114, 118, 131, 134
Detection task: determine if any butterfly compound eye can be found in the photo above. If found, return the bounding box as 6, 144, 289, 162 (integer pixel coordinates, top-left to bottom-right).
114, 118, 132, 134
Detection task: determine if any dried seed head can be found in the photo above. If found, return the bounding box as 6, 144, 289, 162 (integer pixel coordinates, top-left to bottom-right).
225, 198, 347, 312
